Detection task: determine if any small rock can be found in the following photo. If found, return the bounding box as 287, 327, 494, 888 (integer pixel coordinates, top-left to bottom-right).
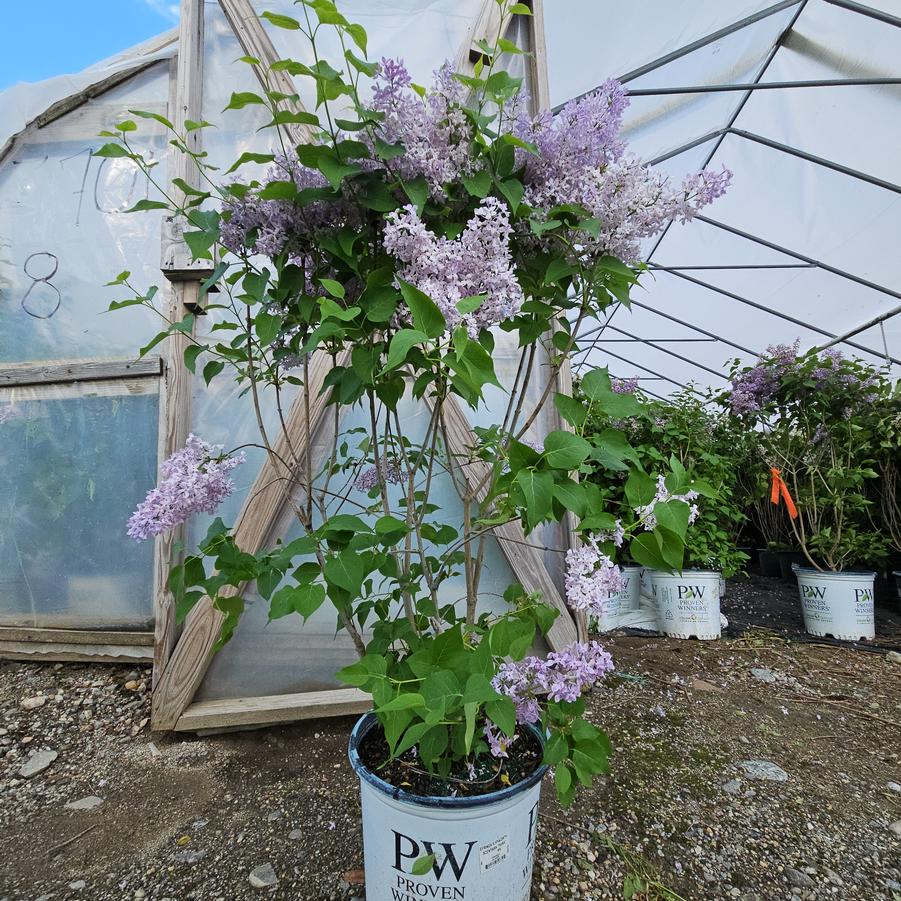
19, 749, 58, 778
65, 795, 104, 811
266, 810, 283, 822
249, 863, 278, 889
20, 696, 47, 710
738, 760, 788, 782
288, 830, 303, 841
888, 781, 901, 793
785, 867, 814, 888
171, 850, 207, 865
692, 679, 721, 692
147, 742, 162, 758
134, 891, 146, 899
886, 651, 901, 664
68, 881, 86, 891
750, 667, 777, 683
722, 779, 743, 795
124, 680, 140, 691
889, 820, 901, 838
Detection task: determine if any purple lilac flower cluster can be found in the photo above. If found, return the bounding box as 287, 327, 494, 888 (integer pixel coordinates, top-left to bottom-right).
220, 153, 345, 260
564, 537, 626, 614
513, 79, 732, 263
483, 720, 518, 759
729, 340, 800, 415
354, 459, 404, 492
611, 377, 640, 394
489, 640, 614, 748
634, 475, 700, 531
127, 434, 245, 541
370, 59, 475, 200
383, 198, 524, 335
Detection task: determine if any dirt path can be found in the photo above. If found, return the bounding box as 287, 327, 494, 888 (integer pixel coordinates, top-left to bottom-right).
1, 579, 899, 900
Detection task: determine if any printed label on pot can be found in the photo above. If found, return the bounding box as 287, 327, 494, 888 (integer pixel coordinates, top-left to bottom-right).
479, 835, 509, 873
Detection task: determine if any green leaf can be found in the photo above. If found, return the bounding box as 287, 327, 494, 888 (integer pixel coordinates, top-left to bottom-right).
224, 151, 276, 174
485, 697, 516, 737
398, 279, 446, 339
543, 731, 568, 766
464, 701, 478, 754
456, 294, 486, 315
497, 177, 524, 212
124, 199, 169, 213
380, 692, 425, 712
254, 309, 281, 346
385, 329, 429, 370
461, 169, 492, 198
553, 479, 587, 516
553, 393, 588, 428
224, 91, 266, 110
509, 2, 533, 14
202, 359, 224, 385
401, 176, 429, 213
93, 143, 131, 159
323, 552, 364, 594
411, 854, 436, 877
183, 344, 204, 373
515, 469, 555, 530
319, 277, 345, 299
542, 430, 592, 470
260, 10, 301, 28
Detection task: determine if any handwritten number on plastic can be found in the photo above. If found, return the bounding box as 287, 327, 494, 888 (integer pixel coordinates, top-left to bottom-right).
21, 252, 61, 319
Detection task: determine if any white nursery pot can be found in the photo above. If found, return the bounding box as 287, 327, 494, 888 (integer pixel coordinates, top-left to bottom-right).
650, 569, 722, 639
349, 714, 547, 901
594, 565, 643, 631
795, 568, 876, 641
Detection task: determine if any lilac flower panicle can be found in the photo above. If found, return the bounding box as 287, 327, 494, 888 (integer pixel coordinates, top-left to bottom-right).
611, 377, 640, 394
490, 641, 614, 736
513, 80, 732, 263
383, 198, 524, 335
370, 58, 475, 199
127, 435, 245, 541
354, 459, 404, 492
564, 537, 625, 614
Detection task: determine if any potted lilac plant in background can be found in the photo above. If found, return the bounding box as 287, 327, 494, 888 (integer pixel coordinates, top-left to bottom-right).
725, 342, 893, 641
103, 0, 728, 896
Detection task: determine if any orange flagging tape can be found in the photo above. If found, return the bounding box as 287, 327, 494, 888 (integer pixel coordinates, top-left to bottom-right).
770, 467, 798, 520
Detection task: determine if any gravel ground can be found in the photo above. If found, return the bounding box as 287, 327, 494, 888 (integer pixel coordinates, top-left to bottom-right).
1, 577, 899, 901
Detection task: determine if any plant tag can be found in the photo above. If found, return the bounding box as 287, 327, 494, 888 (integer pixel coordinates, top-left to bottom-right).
479, 835, 509, 873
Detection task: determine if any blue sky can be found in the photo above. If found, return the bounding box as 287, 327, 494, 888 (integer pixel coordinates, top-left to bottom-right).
1, 1, 178, 91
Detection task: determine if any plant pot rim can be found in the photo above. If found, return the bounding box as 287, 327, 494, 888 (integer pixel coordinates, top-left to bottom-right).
651, 568, 722, 577
348, 712, 548, 810
794, 567, 877, 578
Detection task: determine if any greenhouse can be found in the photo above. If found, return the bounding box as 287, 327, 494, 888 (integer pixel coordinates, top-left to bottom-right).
0, 1, 899, 900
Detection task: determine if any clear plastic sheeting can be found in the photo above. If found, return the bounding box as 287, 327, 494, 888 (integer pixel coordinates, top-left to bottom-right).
556, 0, 901, 389
0, 381, 158, 630
0, 65, 170, 363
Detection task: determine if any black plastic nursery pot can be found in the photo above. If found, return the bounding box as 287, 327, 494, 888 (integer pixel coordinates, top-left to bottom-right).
757, 548, 781, 578
777, 550, 807, 581
348, 713, 548, 901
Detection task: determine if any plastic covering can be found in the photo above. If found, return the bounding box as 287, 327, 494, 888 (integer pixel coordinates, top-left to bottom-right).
0, 65, 170, 362
0, 380, 158, 630
546, 0, 901, 390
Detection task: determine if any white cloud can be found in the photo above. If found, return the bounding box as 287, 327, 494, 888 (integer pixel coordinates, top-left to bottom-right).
143, 0, 180, 24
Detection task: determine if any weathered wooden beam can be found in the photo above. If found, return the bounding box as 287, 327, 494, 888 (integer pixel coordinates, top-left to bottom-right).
457, 0, 504, 73
150, 349, 349, 730
0, 641, 153, 664
154, 0, 207, 690
0, 627, 154, 646
0, 357, 161, 388
175, 687, 370, 731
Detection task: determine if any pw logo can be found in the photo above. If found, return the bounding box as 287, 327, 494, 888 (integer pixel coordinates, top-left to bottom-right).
854, 588, 873, 602
393, 831, 475, 882
801, 585, 827, 599
676, 585, 706, 600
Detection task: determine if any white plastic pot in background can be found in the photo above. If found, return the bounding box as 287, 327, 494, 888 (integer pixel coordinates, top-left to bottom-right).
349, 714, 547, 901
593, 565, 643, 632
795, 568, 876, 641
719, 575, 726, 600
650, 570, 722, 639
